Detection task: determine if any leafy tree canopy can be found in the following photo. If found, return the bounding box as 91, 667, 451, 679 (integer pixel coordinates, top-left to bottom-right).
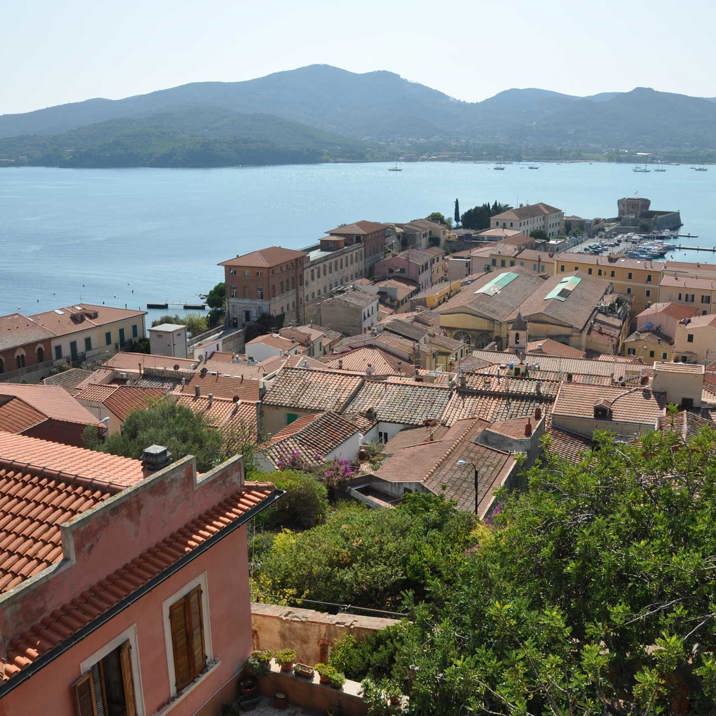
426, 211, 451, 228
256, 470, 328, 531
461, 201, 511, 230
373, 429, 716, 715
252, 493, 477, 610
151, 312, 208, 336
86, 398, 223, 472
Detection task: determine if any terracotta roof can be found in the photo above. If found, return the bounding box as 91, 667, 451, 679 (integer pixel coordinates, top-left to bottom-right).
345, 381, 451, 426
547, 428, 592, 463
557, 253, 664, 272
263, 368, 364, 412
437, 270, 545, 323
326, 220, 388, 236
0, 431, 146, 593
246, 334, 299, 351
1, 484, 276, 682
260, 353, 327, 375
374, 418, 516, 514
201, 357, 267, 379
74, 383, 120, 403
442, 389, 551, 427
660, 275, 716, 290
527, 338, 585, 359
327, 289, 377, 309
219, 246, 306, 268
175, 395, 259, 441
382, 319, 429, 342
42, 368, 94, 394
0, 399, 46, 434
103, 352, 197, 373
492, 203, 562, 221
322, 347, 413, 376
263, 412, 360, 468
518, 273, 610, 331
333, 332, 415, 362
0, 385, 98, 426
552, 384, 666, 424
0, 314, 53, 351
0, 432, 144, 489
103, 386, 165, 421
179, 372, 260, 402
29, 304, 144, 336
637, 302, 700, 321
73, 368, 116, 393
657, 410, 713, 440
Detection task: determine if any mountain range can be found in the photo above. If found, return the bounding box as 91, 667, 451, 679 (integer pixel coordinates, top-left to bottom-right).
1, 65, 715, 167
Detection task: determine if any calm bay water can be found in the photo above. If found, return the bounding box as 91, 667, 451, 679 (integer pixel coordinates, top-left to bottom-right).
1, 162, 715, 316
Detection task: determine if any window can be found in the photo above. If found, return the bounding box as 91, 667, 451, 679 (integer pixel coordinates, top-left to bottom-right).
598, 269, 602, 276
688, 334, 694, 343
0, 357, 3, 374
491, 258, 496, 267
118, 330, 125, 347
105, 331, 112, 346
588, 268, 593, 275
627, 272, 633, 280
73, 634, 139, 716
626, 287, 632, 295
85, 337, 92, 352
378, 431, 389, 443
627, 348, 636, 355
55, 345, 63, 360
132, 325, 138, 338
560, 265, 565, 272
662, 352, 667, 359
646, 289, 651, 297
647, 274, 652, 283
702, 295, 712, 304
167, 584, 207, 694
36, 346, 45, 363
257, 288, 264, 300
610, 270, 615, 278
16, 352, 26, 369
287, 413, 299, 425
649, 351, 655, 358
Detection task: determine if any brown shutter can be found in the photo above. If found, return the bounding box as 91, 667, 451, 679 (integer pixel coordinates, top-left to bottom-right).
169, 599, 192, 691
119, 641, 137, 716
72, 672, 98, 716
186, 586, 206, 677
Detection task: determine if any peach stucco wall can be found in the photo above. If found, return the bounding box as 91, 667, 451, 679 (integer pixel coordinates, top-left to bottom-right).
0, 527, 252, 716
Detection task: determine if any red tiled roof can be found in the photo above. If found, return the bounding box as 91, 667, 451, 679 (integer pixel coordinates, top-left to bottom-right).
0, 385, 98, 426
1, 484, 276, 682
247, 334, 298, 351
179, 372, 261, 402
103, 352, 197, 372
263, 412, 360, 468
0, 432, 144, 489
322, 347, 413, 376
547, 428, 592, 463
29, 304, 145, 337
0, 314, 54, 351
103, 386, 165, 421
0, 399, 46, 434
74, 383, 119, 403
219, 246, 306, 268
175, 395, 259, 441
263, 368, 364, 412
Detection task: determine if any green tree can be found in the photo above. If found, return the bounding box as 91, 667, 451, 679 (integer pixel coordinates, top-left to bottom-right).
460, 201, 511, 230
378, 428, 716, 714
206, 282, 226, 328
426, 211, 449, 226
87, 398, 223, 471
453, 198, 460, 226
257, 470, 328, 531
151, 313, 208, 335
252, 494, 476, 609
530, 228, 548, 241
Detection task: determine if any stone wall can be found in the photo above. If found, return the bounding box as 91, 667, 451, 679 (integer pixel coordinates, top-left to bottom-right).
251, 603, 400, 665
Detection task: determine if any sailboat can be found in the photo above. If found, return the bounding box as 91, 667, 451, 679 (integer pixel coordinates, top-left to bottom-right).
633, 161, 650, 173
388, 161, 402, 172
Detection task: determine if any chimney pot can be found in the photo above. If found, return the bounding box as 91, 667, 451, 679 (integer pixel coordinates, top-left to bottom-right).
208, 393, 213, 405
194, 385, 201, 398
534, 406, 542, 420
525, 420, 532, 437
141, 444, 172, 473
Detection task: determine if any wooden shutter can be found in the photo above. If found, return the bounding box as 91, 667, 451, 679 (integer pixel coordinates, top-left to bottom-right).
170, 585, 207, 692
119, 641, 137, 716
72, 672, 98, 716
170, 599, 192, 691
186, 586, 206, 677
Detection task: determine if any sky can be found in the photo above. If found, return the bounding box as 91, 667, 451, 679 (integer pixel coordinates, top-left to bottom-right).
1, 0, 714, 114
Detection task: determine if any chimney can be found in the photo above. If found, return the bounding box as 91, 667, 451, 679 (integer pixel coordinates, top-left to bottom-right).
200, 366, 208, 378
524, 419, 532, 437
194, 385, 201, 398
142, 444, 172, 473
534, 406, 542, 420
207, 393, 213, 406
338, 359, 343, 370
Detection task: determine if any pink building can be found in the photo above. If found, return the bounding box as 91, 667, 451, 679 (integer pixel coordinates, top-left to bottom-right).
635, 302, 699, 340
0, 432, 279, 716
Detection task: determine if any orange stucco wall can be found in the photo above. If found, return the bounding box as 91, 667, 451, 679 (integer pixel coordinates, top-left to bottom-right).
0, 527, 252, 716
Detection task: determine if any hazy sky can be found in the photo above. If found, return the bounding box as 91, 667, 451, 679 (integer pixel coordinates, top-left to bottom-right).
2, 0, 714, 114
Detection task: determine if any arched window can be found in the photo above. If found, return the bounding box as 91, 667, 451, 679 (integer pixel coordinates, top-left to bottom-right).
15, 352, 26, 369
0, 357, 4, 374
36, 345, 45, 363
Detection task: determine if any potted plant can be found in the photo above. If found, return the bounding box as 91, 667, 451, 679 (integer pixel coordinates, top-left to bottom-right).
275, 648, 297, 673
315, 663, 334, 685
328, 669, 346, 690
293, 662, 315, 679
246, 649, 272, 676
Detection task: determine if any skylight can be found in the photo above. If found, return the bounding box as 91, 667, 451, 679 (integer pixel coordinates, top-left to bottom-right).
545, 276, 581, 301
476, 272, 519, 296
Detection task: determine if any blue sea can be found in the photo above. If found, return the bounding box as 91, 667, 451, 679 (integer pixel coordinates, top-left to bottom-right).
1, 162, 714, 316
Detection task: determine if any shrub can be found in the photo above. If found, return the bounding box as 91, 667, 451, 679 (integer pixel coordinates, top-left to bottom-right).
329, 627, 404, 682
258, 470, 328, 530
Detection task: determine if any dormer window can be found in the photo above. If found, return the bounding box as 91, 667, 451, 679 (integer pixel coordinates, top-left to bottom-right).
594, 400, 612, 420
